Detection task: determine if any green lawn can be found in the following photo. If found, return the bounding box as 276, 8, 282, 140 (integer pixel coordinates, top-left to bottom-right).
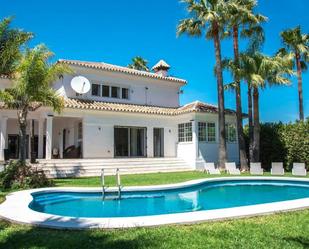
53, 170, 308, 187
0, 171, 309, 249
0, 210, 308, 249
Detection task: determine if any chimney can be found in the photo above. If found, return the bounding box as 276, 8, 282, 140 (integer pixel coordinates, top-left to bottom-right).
151, 60, 170, 77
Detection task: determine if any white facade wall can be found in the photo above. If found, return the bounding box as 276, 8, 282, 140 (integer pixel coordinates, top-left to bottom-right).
54, 66, 183, 108
0, 78, 12, 90
176, 113, 240, 167
196, 113, 240, 165
81, 111, 178, 158
0, 67, 241, 167
176, 113, 196, 166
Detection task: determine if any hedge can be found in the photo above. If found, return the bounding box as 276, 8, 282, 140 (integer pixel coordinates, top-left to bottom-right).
244, 119, 309, 171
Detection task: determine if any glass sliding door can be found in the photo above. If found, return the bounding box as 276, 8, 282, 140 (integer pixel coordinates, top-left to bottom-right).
7, 134, 31, 159
114, 127, 129, 157
130, 127, 146, 157
153, 128, 164, 157
114, 126, 146, 157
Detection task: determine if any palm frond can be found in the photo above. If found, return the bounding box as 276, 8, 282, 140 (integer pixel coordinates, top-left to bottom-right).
224, 82, 237, 91
177, 18, 204, 37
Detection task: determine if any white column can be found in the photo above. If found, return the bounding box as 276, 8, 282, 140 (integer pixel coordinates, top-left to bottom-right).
28, 119, 33, 159
192, 119, 199, 159
0, 117, 8, 161
81, 119, 85, 159
192, 118, 202, 170
45, 116, 53, 159
59, 130, 63, 159
147, 126, 153, 157
38, 119, 44, 159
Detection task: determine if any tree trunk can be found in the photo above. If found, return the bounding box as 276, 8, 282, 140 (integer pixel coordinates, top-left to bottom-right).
212, 21, 227, 169
295, 52, 304, 121
248, 83, 254, 162
17, 107, 28, 163
252, 87, 260, 162
30, 119, 36, 163
232, 25, 248, 171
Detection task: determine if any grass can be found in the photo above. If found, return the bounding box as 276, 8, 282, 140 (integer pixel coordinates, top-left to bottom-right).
0, 171, 308, 249
53, 170, 308, 187
0, 210, 308, 248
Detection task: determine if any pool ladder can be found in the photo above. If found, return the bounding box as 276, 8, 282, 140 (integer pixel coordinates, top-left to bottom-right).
101, 168, 122, 200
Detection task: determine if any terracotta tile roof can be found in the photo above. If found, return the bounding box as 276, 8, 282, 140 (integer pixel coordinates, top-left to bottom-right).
64, 98, 238, 116
177, 101, 237, 115
58, 59, 187, 85
0, 101, 42, 111
64, 98, 178, 115
0, 75, 12, 79
152, 60, 170, 70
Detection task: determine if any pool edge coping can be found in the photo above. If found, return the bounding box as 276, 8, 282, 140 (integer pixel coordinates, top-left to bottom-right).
0, 176, 309, 229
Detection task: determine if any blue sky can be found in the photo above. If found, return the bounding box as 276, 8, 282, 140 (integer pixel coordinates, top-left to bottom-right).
1, 0, 308, 122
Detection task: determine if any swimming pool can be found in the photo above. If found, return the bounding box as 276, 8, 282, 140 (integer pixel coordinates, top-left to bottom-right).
30, 179, 309, 218
1, 177, 309, 228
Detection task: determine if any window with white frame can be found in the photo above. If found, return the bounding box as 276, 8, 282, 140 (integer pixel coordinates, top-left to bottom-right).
102, 85, 110, 97
207, 122, 216, 142
111, 86, 120, 98
226, 123, 236, 142
91, 84, 101, 96
122, 88, 129, 99
91, 83, 129, 99
198, 122, 216, 142
198, 122, 207, 141
178, 123, 192, 142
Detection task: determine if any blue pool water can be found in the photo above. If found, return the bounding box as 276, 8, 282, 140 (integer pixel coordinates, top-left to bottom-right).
29, 180, 309, 218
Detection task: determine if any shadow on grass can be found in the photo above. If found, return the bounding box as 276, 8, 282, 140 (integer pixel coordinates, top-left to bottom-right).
0, 219, 157, 249
282, 236, 309, 248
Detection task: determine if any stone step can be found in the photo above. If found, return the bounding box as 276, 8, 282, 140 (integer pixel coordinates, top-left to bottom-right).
43, 164, 191, 174
46, 167, 193, 178
37, 157, 183, 164
36, 157, 193, 178
37, 161, 188, 169
41, 164, 191, 173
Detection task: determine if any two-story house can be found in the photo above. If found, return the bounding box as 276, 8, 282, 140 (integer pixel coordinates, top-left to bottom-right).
0, 59, 239, 176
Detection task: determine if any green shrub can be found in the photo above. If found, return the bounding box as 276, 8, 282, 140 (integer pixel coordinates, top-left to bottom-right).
245, 119, 309, 171
0, 160, 53, 190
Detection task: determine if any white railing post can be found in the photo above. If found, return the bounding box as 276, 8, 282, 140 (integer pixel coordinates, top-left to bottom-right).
116, 168, 121, 199
101, 168, 105, 199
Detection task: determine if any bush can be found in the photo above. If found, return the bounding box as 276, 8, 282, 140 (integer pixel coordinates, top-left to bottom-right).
0, 160, 53, 190
245, 119, 309, 171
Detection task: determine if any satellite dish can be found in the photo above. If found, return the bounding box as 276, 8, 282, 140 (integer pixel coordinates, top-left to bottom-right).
70, 76, 91, 94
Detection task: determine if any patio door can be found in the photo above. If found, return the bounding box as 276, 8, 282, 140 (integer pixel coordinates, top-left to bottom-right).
7, 134, 31, 159
7, 135, 19, 159
114, 127, 146, 157
153, 128, 164, 157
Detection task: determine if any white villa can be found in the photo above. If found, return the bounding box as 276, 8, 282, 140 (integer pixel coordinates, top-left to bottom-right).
0, 59, 240, 176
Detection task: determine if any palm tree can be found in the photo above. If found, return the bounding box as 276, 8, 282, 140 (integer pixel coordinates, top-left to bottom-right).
177, 0, 228, 169
0, 45, 71, 162
128, 56, 149, 71
280, 26, 309, 121
0, 17, 32, 76
224, 0, 266, 170
245, 26, 265, 162
239, 52, 293, 162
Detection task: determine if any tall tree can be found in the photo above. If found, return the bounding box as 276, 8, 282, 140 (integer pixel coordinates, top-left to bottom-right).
128, 56, 149, 71
280, 26, 309, 121
177, 0, 228, 169
245, 25, 265, 162
0, 17, 32, 76
224, 0, 266, 170
239, 52, 293, 162
0, 45, 71, 162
